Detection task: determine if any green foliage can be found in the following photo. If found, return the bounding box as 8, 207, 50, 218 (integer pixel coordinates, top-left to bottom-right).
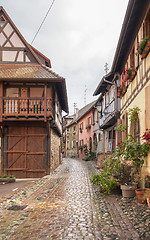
117, 136, 149, 168
86, 124, 91, 132
128, 107, 140, 125
126, 68, 134, 79
90, 156, 119, 194
113, 135, 150, 184
90, 170, 118, 195
0, 174, 15, 179
78, 145, 83, 150
137, 36, 150, 55
115, 123, 127, 133
9, 175, 15, 178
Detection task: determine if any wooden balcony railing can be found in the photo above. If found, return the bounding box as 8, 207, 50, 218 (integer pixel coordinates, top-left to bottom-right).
2, 97, 53, 120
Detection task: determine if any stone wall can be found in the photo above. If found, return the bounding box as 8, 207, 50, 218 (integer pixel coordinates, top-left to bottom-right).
50, 128, 61, 171
0, 137, 1, 175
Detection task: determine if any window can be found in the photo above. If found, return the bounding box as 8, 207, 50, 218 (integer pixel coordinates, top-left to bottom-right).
30, 88, 44, 97
0, 15, 6, 28
80, 122, 83, 130
73, 140, 76, 148
98, 133, 101, 141
6, 88, 19, 97
67, 140, 70, 150
130, 46, 135, 68
80, 139, 84, 146
87, 117, 92, 125
105, 91, 109, 106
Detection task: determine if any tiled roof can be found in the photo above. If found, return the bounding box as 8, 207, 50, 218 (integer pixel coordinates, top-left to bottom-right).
0, 64, 64, 80
67, 100, 97, 127
76, 100, 97, 122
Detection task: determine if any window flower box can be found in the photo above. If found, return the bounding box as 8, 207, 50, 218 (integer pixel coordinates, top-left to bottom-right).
86, 124, 91, 132
126, 68, 136, 82
141, 40, 150, 59
137, 36, 150, 59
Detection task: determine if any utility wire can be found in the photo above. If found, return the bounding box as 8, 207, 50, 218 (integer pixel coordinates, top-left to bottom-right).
31, 0, 56, 45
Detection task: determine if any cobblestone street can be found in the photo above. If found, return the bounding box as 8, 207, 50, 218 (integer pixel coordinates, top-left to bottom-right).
0, 158, 150, 240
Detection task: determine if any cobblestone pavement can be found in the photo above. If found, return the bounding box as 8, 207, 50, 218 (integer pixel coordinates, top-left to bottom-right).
0, 158, 149, 240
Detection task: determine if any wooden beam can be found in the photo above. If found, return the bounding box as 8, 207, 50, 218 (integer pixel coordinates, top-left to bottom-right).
44, 83, 47, 122
46, 122, 50, 138
0, 82, 3, 122
145, 85, 150, 129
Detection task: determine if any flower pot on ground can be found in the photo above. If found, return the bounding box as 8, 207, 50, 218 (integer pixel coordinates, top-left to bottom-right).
147, 197, 150, 208
121, 183, 137, 198
135, 188, 150, 204
0, 175, 15, 183
143, 189, 150, 207
112, 126, 150, 197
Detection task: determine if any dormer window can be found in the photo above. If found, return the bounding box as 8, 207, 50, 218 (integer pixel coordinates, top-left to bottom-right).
0, 15, 6, 28
45, 61, 49, 67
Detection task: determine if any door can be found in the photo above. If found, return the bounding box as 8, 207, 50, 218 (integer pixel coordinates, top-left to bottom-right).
3, 126, 48, 178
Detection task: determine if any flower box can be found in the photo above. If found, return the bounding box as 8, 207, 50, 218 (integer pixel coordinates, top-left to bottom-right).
141, 40, 150, 59
128, 70, 136, 82
121, 86, 127, 96
0, 178, 15, 183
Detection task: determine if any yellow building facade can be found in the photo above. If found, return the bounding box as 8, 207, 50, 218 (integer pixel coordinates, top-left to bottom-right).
120, 5, 150, 178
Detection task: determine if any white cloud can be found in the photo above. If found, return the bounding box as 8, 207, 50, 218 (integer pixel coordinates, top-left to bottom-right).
1, 0, 129, 114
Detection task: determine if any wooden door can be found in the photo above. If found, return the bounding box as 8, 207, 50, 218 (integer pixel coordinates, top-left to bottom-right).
4, 126, 48, 178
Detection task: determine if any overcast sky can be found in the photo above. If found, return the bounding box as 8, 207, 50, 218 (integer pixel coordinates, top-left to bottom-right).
1, 0, 129, 114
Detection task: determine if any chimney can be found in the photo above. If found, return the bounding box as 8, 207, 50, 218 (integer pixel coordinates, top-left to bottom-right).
75, 108, 79, 119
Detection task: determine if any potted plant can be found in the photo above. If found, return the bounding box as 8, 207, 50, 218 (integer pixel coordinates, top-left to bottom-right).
0, 174, 16, 183
134, 129, 150, 203
126, 67, 136, 82
137, 35, 150, 58
90, 157, 119, 194
78, 145, 83, 151
135, 188, 150, 204
144, 189, 150, 207
86, 124, 91, 132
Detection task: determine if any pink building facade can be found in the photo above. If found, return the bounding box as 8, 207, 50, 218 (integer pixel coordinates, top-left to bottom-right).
78, 111, 93, 158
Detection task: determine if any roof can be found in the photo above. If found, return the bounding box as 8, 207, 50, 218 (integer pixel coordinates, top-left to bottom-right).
0, 64, 68, 113
66, 101, 97, 128
111, 0, 150, 74
0, 64, 64, 80
30, 45, 51, 68
93, 72, 113, 96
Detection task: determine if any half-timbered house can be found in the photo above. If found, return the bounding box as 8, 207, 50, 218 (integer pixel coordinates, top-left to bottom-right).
93, 73, 121, 167
108, 0, 150, 179
0, 7, 68, 178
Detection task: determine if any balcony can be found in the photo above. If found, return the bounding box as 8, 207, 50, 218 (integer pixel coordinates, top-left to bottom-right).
99, 98, 120, 129
1, 97, 53, 121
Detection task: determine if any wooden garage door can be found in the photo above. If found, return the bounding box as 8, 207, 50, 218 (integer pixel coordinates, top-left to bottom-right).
4, 126, 48, 178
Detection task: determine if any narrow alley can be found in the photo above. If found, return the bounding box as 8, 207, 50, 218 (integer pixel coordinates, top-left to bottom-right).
0, 158, 149, 240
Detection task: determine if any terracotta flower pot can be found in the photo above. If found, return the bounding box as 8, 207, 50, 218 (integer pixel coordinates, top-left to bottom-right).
135, 188, 150, 204
121, 184, 137, 198
147, 197, 150, 208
